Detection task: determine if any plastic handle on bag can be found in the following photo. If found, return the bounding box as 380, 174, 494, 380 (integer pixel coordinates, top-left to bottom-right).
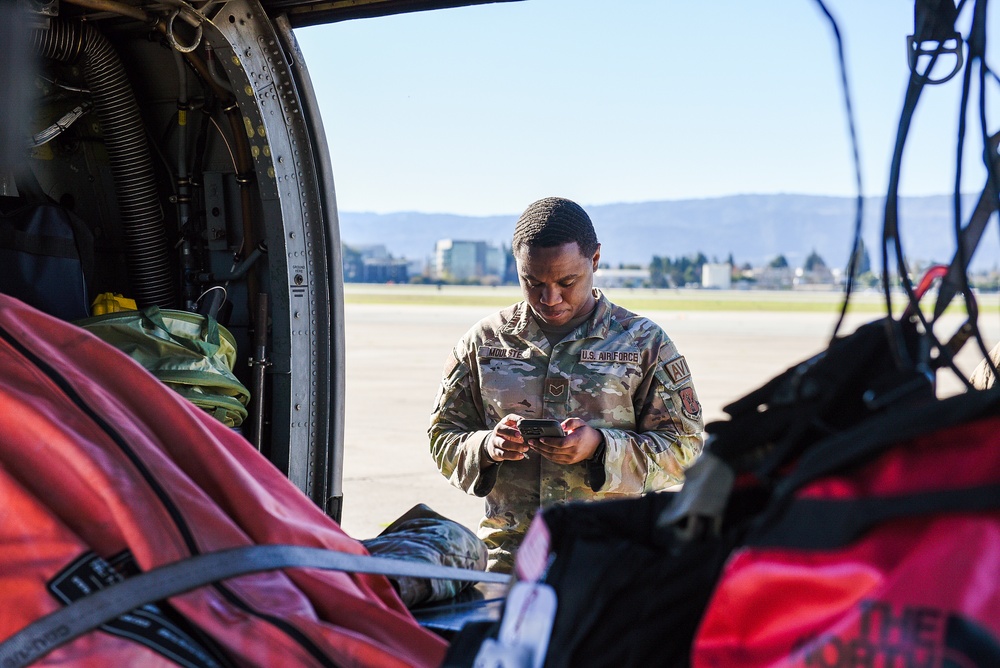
140, 306, 221, 357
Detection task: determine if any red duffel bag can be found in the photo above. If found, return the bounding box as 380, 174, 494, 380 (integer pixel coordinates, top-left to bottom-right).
692, 414, 1000, 667
0, 295, 449, 667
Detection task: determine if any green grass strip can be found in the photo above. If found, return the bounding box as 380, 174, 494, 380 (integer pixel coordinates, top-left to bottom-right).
343, 289, 984, 314
343, 293, 519, 308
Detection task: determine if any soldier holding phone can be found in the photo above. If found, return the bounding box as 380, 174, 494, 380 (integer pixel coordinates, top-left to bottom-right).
429, 197, 704, 572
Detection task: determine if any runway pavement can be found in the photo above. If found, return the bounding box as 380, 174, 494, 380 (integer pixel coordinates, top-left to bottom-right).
336, 299, 998, 540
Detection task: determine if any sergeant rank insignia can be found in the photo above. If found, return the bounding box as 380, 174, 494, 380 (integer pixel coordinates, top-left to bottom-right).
545, 378, 568, 399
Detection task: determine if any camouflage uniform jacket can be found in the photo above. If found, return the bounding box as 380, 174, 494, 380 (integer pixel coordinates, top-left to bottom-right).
429, 290, 704, 571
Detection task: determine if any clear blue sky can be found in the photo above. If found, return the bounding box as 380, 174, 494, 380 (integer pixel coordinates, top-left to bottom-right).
295, 0, 999, 217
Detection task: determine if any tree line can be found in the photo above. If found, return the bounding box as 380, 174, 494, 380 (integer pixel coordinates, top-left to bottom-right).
647, 240, 875, 288
648, 253, 709, 288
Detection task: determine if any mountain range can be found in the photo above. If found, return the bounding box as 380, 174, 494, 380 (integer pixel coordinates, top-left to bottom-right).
339, 193, 998, 272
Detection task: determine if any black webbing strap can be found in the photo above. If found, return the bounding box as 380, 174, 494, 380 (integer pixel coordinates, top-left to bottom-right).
749, 484, 1000, 550
933, 133, 1000, 320
907, 0, 964, 84
744, 388, 1000, 552
0, 544, 509, 668
774, 386, 1000, 500
0, 224, 80, 259
913, 0, 960, 41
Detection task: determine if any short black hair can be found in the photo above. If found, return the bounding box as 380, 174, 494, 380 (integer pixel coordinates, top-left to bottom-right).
512, 197, 599, 258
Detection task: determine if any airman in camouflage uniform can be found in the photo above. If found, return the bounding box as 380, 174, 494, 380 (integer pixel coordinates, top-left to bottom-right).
429, 197, 704, 572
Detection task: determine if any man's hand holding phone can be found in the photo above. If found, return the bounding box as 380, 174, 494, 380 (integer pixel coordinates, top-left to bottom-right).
525, 417, 603, 465
483, 416, 603, 467
483, 414, 532, 464
518, 419, 566, 438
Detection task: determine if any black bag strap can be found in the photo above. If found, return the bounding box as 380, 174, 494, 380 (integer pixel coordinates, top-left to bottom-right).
0, 544, 509, 668
774, 385, 1000, 500
932, 134, 1000, 321
906, 0, 964, 84
749, 484, 1000, 550
0, 225, 81, 259
739, 387, 1000, 550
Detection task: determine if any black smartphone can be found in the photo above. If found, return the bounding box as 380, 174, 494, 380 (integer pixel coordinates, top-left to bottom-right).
519, 419, 566, 438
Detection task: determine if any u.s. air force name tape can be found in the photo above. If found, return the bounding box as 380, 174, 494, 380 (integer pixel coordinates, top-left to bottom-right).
579, 349, 640, 364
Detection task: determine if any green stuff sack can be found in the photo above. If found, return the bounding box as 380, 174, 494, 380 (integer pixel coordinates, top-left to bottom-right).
77, 306, 250, 427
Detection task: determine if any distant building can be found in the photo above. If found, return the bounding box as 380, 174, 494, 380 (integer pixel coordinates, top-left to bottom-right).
751, 266, 795, 289
407, 257, 429, 280
794, 265, 836, 287
594, 267, 649, 288
702, 263, 732, 289
343, 244, 408, 283
361, 258, 408, 284
352, 244, 389, 260
435, 239, 506, 282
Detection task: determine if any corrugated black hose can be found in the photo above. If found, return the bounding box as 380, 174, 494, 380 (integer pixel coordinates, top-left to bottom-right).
32, 19, 176, 308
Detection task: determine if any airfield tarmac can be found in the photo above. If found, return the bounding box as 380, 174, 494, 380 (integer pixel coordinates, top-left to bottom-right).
336, 289, 1000, 539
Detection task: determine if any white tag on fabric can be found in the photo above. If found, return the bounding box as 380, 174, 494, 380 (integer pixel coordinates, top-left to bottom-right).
473, 638, 533, 668
492, 582, 558, 668
514, 516, 552, 582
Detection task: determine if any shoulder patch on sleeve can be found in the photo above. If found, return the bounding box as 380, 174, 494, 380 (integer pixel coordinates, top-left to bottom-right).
442, 350, 460, 378
663, 355, 691, 384
678, 386, 702, 420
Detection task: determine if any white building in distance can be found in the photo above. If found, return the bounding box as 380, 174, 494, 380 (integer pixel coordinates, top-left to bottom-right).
435, 239, 506, 282
702, 263, 733, 289
593, 267, 649, 288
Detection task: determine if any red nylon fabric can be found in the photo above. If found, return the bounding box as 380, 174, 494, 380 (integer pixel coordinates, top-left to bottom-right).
795, 417, 1000, 501
0, 296, 447, 667
693, 418, 1000, 668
